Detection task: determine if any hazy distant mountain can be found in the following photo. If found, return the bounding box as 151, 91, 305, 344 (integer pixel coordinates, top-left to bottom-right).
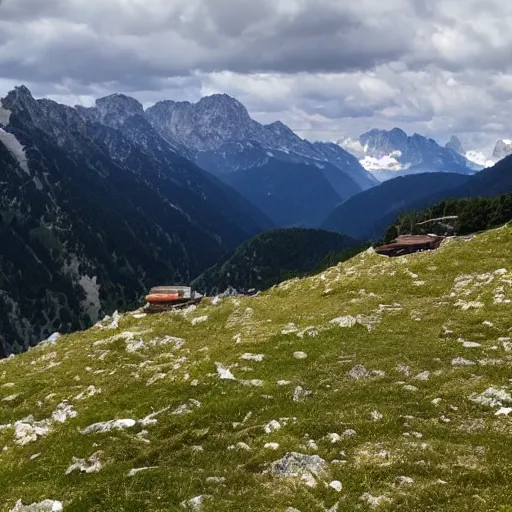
145, 94, 378, 220
492, 139, 512, 160
445, 135, 465, 155
339, 127, 479, 181
223, 160, 342, 227
146, 94, 375, 185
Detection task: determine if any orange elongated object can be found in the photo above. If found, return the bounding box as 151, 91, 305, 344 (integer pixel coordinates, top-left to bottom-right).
145, 293, 180, 304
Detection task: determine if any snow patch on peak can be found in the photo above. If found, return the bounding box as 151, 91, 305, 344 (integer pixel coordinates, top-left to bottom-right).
0, 128, 30, 175
465, 150, 495, 168
0, 102, 11, 126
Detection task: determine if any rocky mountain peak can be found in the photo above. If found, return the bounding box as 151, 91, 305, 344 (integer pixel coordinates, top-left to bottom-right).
265, 120, 298, 140
76, 93, 144, 129
1, 85, 41, 123
96, 93, 144, 117
492, 140, 512, 160
445, 135, 465, 155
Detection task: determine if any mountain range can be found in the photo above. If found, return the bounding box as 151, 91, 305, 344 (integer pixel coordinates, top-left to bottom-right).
0, 86, 272, 356
73, 92, 379, 227
324, 153, 512, 240
2, 84, 512, 356
339, 128, 480, 181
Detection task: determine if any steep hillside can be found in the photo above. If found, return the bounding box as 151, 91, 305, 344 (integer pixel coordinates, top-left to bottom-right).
455, 154, 512, 197
223, 162, 343, 227
385, 193, 512, 241
0, 86, 271, 357
322, 173, 469, 240
192, 228, 357, 294
1, 225, 512, 511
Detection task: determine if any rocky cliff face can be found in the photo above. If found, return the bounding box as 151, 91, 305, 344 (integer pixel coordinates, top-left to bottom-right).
0, 86, 271, 357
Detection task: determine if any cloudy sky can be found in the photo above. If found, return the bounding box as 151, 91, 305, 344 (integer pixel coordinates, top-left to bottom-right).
0, 0, 511, 153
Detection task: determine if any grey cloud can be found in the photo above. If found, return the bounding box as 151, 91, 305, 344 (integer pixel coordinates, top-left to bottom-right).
1, 0, 512, 155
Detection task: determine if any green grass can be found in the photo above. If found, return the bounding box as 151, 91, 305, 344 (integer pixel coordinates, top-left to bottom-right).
1, 225, 512, 511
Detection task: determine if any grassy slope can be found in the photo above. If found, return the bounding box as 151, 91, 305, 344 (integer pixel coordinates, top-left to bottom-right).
1, 225, 512, 511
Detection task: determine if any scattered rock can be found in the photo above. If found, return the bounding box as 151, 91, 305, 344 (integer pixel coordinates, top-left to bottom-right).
147, 373, 167, 386
128, 466, 158, 476
266, 452, 328, 488
326, 433, 341, 443
342, 429, 357, 438
66, 451, 103, 474
191, 316, 208, 326
172, 400, 202, 415
454, 300, 484, 311
14, 416, 53, 446
395, 364, 411, 376
215, 363, 236, 380
330, 316, 357, 328
348, 365, 370, 380
239, 379, 265, 387
495, 407, 512, 416
329, 480, 342, 492
396, 475, 414, 486
360, 493, 391, 508
52, 402, 77, 424
10, 500, 63, 512
264, 420, 282, 433
39, 333, 61, 348
80, 419, 137, 434
240, 353, 264, 362
293, 352, 308, 360
205, 476, 226, 484
414, 371, 430, 381
228, 442, 251, 451
3, 393, 21, 402
451, 357, 475, 366
458, 338, 482, 348
469, 387, 512, 408
180, 495, 211, 511
403, 385, 419, 392
264, 442, 280, 450
293, 386, 313, 402
370, 410, 383, 421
